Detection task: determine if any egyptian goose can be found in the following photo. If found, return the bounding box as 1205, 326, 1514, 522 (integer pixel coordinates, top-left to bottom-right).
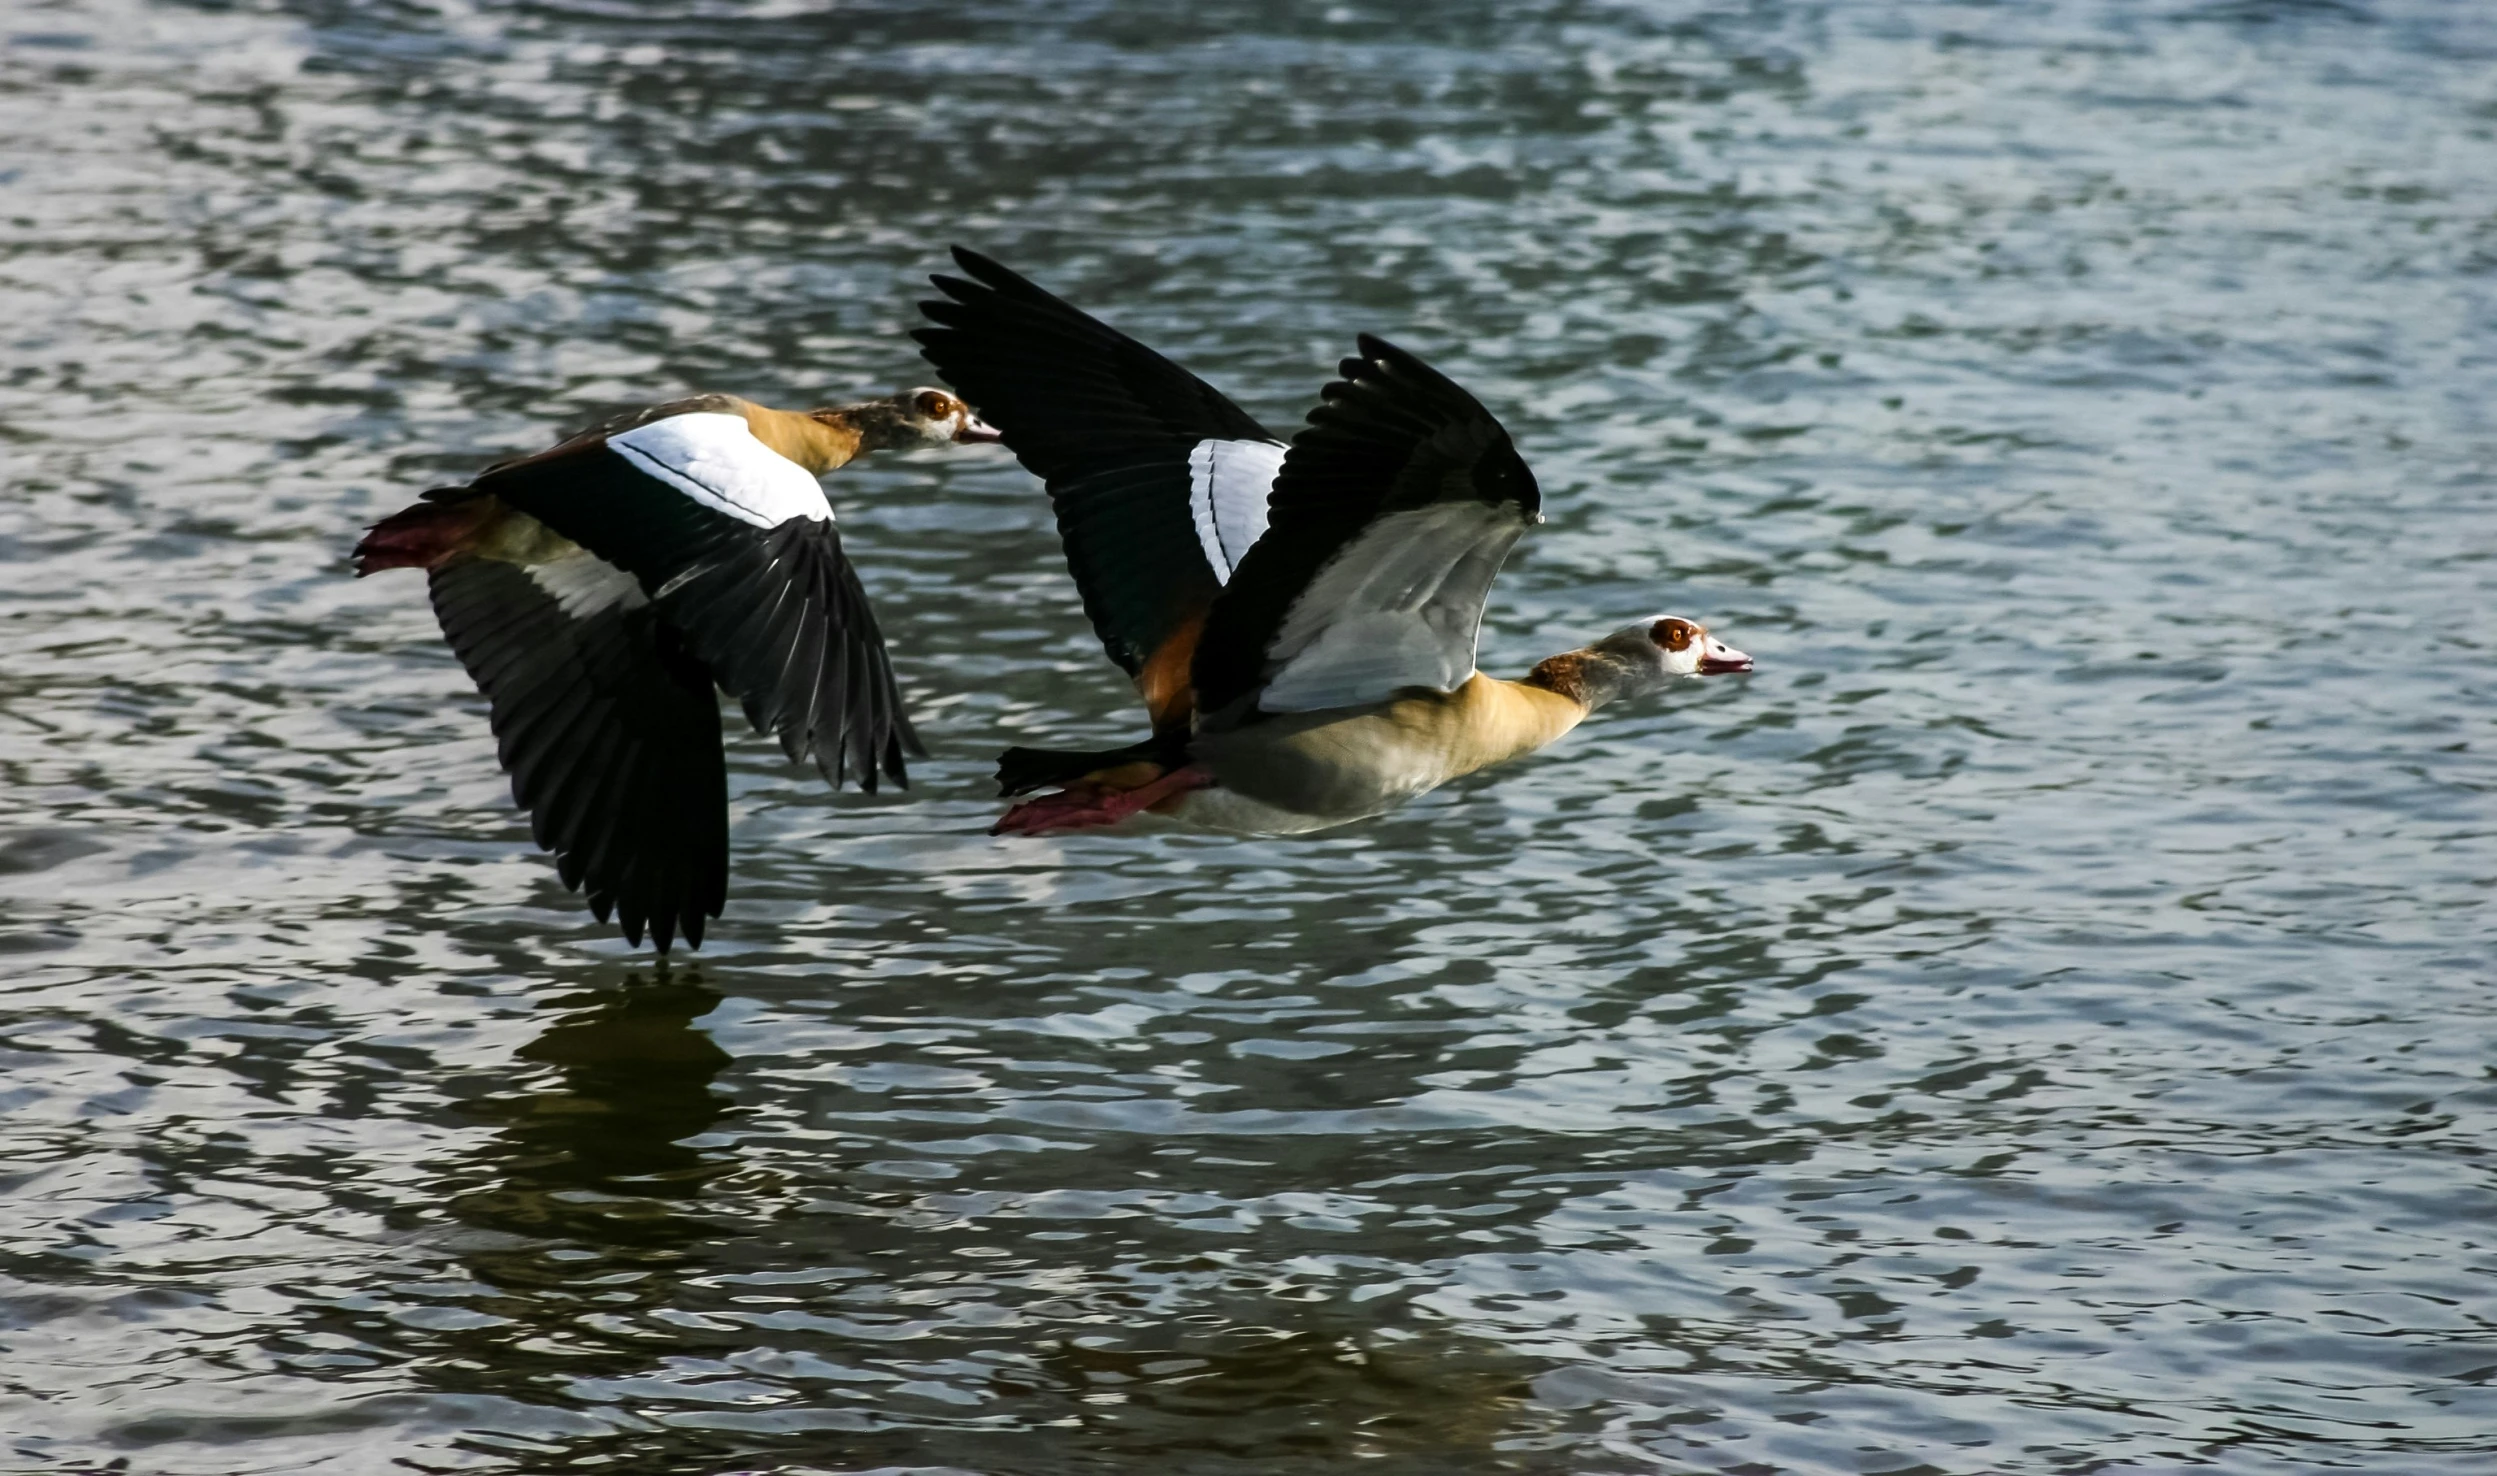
352, 387, 999, 949
915, 250, 1751, 837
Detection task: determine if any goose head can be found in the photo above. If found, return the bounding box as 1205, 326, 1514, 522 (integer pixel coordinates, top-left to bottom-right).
1642, 616, 1753, 677
897, 386, 1003, 446
824, 387, 1003, 450
1559, 614, 1751, 706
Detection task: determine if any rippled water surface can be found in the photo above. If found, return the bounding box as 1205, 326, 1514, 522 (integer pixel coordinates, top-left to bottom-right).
3, 1, 2493, 1471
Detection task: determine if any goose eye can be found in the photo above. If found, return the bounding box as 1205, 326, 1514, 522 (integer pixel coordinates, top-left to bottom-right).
1650, 618, 1697, 652
914, 390, 952, 419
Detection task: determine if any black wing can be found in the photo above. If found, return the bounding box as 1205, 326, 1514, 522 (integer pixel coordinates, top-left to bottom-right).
430, 557, 727, 952
1192, 335, 1541, 721
477, 444, 917, 792
914, 247, 1280, 728
658, 518, 916, 793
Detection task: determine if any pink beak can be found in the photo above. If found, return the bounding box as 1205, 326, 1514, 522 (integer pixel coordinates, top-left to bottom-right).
954, 411, 1004, 445
1698, 639, 1753, 675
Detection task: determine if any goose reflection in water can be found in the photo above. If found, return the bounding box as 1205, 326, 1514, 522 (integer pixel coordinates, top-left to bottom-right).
449, 979, 737, 1251
367, 981, 750, 1446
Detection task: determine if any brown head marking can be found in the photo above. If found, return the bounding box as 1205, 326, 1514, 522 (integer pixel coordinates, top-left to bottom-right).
912, 387, 967, 420
1651, 617, 1701, 652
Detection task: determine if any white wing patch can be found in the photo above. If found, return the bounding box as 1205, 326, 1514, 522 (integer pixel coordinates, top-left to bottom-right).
607, 412, 833, 529
1186, 438, 1285, 584
526, 549, 648, 620
1254, 503, 1525, 714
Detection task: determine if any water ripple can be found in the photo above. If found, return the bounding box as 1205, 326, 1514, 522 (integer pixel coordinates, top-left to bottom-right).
2, 0, 2493, 1472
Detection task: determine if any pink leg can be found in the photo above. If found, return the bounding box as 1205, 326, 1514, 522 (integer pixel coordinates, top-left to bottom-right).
991, 765, 1213, 837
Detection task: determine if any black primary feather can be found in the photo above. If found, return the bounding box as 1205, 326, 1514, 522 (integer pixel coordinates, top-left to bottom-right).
429, 558, 728, 952
1191, 335, 1539, 719
914, 247, 1277, 680
660, 518, 917, 792
476, 446, 917, 791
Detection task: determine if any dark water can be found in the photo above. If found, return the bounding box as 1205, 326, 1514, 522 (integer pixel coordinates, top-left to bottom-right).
3, 1, 2493, 1471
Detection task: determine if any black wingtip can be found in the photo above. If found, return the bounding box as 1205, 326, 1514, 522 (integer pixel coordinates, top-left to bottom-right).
923, 276, 979, 311
1323, 332, 1494, 431
949, 244, 1008, 283
1349, 333, 1452, 390
941, 246, 1060, 306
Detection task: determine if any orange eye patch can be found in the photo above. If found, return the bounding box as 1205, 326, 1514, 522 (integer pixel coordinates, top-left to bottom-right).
1651, 618, 1700, 652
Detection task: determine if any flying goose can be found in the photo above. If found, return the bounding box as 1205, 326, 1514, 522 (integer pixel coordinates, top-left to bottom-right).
352, 387, 999, 949
914, 249, 1751, 837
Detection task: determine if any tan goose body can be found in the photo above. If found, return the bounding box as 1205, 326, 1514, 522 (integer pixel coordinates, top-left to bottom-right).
1182, 674, 1587, 833
913, 248, 1750, 840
